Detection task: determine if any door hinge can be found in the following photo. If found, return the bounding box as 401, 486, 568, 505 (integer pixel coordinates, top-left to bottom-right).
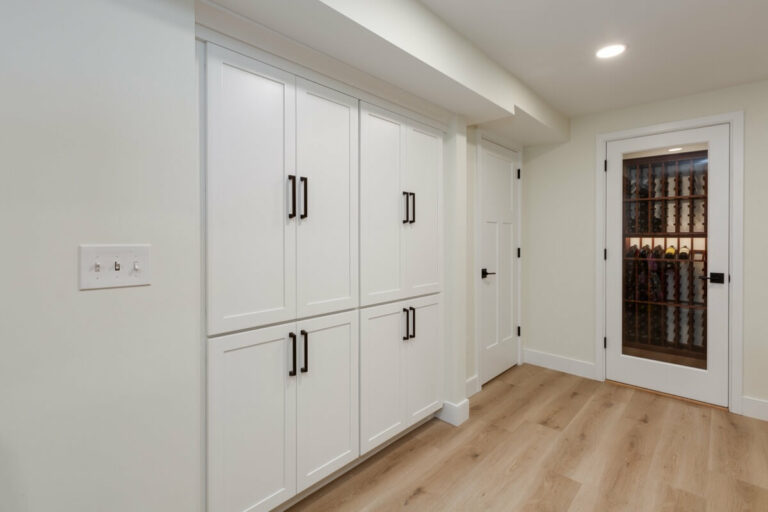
517, 168, 521, 179
604, 160, 607, 172
604, 248, 607, 260
517, 326, 521, 337
604, 337, 607, 349
517, 247, 521, 258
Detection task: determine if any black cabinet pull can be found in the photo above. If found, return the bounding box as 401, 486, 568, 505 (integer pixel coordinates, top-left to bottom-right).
288, 175, 297, 219
300, 177, 308, 219
289, 332, 297, 376
402, 191, 409, 224
409, 306, 416, 338
300, 330, 309, 373
402, 308, 410, 340
409, 193, 415, 224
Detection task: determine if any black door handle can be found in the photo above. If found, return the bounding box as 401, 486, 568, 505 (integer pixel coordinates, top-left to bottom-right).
300, 330, 309, 373
288, 175, 297, 219
409, 306, 416, 339
699, 272, 725, 284
403, 191, 409, 224
300, 177, 308, 219
289, 332, 297, 376
409, 193, 415, 224
481, 268, 496, 279
403, 308, 410, 340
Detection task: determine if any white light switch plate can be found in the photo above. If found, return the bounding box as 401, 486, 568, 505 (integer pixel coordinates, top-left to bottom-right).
79, 244, 151, 290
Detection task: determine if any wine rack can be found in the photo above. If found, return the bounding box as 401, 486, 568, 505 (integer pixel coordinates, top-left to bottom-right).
622, 151, 708, 369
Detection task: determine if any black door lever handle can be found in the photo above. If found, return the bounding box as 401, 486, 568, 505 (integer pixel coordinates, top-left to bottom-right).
481, 268, 496, 279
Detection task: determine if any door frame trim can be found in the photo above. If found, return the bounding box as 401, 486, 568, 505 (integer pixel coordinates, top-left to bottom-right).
595, 112, 744, 414
473, 132, 523, 385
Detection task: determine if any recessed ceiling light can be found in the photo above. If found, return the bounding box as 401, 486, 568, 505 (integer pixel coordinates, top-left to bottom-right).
668, 147, 683, 152
596, 44, 626, 59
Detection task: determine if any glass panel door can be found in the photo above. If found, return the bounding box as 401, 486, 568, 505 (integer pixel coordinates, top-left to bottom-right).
622, 151, 708, 369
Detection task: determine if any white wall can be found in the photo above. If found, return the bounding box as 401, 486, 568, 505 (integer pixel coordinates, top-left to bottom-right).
523, 79, 768, 401
0, 1, 202, 511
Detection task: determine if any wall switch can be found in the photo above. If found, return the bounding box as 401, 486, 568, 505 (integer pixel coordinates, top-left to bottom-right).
79, 244, 151, 290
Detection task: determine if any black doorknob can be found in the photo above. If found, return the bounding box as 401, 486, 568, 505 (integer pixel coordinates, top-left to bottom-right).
481, 268, 496, 279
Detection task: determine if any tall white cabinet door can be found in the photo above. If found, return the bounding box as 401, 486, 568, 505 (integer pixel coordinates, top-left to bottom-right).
404, 295, 443, 426
206, 44, 297, 336
404, 122, 443, 296
296, 79, 359, 318
360, 302, 408, 454
360, 103, 408, 306
296, 311, 359, 491
208, 325, 297, 512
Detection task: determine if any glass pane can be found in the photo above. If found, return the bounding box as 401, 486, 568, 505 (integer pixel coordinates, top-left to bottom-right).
622, 151, 708, 369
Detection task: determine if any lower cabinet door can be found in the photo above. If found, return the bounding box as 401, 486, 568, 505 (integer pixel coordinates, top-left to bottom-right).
296, 311, 359, 491
208, 325, 297, 512
360, 302, 408, 454
404, 295, 443, 426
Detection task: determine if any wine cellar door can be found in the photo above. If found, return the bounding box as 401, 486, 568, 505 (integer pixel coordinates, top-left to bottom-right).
605, 124, 730, 406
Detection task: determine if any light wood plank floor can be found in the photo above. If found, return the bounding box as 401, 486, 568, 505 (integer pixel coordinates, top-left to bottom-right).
289, 364, 768, 511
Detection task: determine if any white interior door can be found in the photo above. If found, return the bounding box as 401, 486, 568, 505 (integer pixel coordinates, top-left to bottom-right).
403, 122, 442, 296
296, 311, 359, 491
360, 301, 407, 454
403, 295, 443, 425
296, 79, 359, 318
206, 44, 296, 335
208, 326, 297, 512
606, 124, 730, 406
360, 103, 407, 306
477, 140, 518, 385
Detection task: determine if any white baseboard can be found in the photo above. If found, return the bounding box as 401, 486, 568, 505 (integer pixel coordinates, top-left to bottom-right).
465, 374, 481, 397
742, 396, 768, 422
437, 399, 469, 426
523, 348, 598, 381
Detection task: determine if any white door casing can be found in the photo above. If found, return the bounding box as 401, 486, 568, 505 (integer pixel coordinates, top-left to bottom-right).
477, 139, 519, 385
605, 124, 730, 406
206, 44, 297, 335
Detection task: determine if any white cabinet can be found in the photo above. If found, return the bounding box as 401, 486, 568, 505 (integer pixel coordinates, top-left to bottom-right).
206, 45, 358, 336
208, 311, 359, 512
206, 44, 297, 335
360, 103, 442, 306
360, 295, 443, 454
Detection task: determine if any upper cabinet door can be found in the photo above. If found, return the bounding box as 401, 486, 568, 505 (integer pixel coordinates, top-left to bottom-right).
296, 79, 359, 318
360, 103, 408, 306
296, 311, 359, 492
206, 44, 297, 335
208, 326, 297, 512
404, 122, 443, 296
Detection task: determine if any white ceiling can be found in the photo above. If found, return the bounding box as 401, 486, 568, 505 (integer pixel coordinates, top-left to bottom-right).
420, 0, 768, 116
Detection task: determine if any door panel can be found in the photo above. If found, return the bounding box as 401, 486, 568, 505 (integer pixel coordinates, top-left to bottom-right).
360, 302, 406, 454
404, 296, 443, 425
404, 123, 442, 296
606, 124, 729, 406
206, 44, 296, 335
296, 311, 359, 491
360, 103, 407, 306
208, 326, 297, 512
296, 79, 359, 317
477, 140, 518, 385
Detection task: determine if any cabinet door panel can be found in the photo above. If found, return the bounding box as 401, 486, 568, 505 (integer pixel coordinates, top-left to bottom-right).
404, 296, 443, 425
206, 44, 296, 335
360, 103, 407, 306
296, 311, 359, 491
404, 123, 442, 296
297, 80, 358, 317
360, 303, 407, 454
208, 326, 297, 512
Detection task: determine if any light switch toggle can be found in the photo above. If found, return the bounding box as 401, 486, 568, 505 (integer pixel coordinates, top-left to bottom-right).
79, 244, 151, 290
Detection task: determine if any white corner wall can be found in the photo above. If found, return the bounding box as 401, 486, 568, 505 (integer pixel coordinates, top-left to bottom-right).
523, 79, 768, 402
0, 1, 202, 511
